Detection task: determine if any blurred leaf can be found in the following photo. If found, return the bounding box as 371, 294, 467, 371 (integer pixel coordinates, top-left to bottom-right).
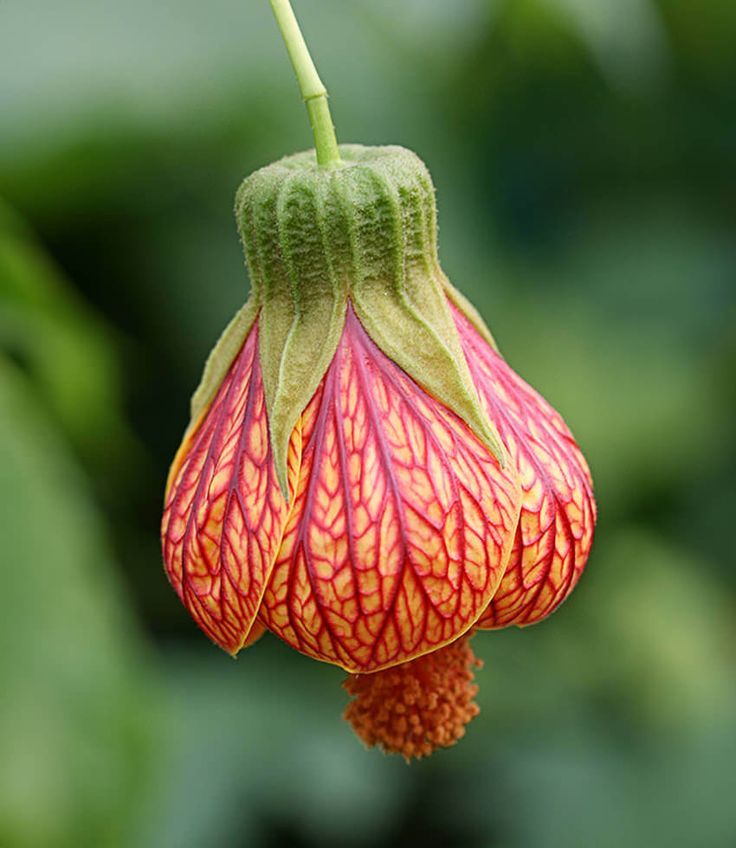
140, 646, 408, 848
540, 0, 668, 92
0, 356, 155, 847
0, 199, 141, 476
586, 529, 736, 726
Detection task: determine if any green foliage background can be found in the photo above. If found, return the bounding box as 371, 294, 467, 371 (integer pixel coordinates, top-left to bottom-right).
1, 1, 734, 846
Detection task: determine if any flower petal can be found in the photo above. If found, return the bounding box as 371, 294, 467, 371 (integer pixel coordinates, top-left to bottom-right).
452, 306, 596, 628
161, 323, 300, 654
259, 306, 521, 672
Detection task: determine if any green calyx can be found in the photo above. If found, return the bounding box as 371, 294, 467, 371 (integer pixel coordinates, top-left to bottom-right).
192, 144, 505, 496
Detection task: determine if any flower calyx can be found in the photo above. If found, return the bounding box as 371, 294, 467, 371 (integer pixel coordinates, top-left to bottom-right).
192, 144, 507, 496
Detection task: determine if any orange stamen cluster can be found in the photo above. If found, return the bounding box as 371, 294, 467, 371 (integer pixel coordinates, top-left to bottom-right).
343, 636, 482, 761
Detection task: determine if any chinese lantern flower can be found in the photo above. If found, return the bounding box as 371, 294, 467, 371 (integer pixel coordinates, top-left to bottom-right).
161, 0, 596, 761
161, 144, 596, 759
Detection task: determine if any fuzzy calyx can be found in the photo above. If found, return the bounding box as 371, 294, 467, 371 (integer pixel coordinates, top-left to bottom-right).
232, 144, 505, 494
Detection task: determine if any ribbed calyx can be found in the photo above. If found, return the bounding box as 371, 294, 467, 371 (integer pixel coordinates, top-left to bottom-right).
236, 144, 441, 303
192, 144, 505, 495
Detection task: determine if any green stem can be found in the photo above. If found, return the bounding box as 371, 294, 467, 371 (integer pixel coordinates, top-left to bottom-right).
268, 0, 341, 167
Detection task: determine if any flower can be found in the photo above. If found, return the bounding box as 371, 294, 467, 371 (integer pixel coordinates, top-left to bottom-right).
161, 145, 596, 759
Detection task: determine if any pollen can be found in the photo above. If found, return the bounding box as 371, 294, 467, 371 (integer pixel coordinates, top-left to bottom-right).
342, 636, 482, 761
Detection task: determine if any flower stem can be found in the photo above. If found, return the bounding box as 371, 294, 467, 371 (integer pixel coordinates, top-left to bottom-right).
268, 0, 341, 167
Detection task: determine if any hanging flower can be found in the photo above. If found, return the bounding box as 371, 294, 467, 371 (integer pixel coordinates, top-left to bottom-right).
162, 0, 595, 761
161, 144, 596, 759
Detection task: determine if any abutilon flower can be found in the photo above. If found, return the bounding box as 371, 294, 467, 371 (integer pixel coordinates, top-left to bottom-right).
161, 1, 596, 761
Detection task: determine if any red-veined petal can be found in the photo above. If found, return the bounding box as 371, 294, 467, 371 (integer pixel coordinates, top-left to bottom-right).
161, 322, 300, 653
259, 306, 521, 672
452, 305, 596, 628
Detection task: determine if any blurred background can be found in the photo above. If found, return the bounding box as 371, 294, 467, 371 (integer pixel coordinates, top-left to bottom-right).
1, 1, 735, 846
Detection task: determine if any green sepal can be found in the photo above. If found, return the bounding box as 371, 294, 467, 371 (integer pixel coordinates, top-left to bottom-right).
235, 155, 351, 496
352, 288, 505, 465
441, 275, 500, 353
257, 286, 347, 498
189, 297, 259, 425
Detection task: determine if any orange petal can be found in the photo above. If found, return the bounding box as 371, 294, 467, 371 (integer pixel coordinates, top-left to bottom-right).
161, 322, 300, 654
259, 306, 521, 672
452, 305, 596, 628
